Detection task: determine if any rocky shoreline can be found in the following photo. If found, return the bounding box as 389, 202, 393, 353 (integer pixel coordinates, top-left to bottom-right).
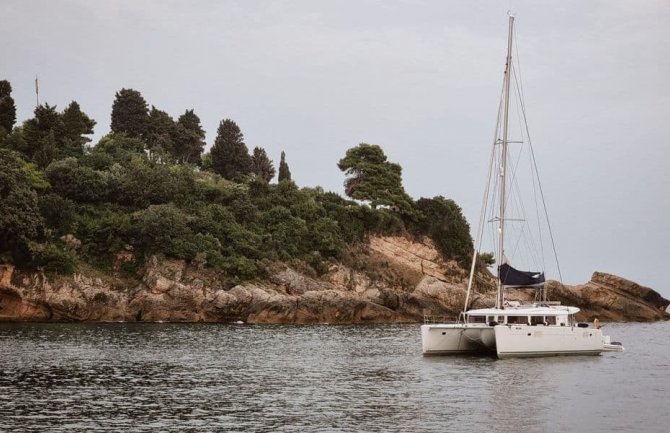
1, 236, 668, 323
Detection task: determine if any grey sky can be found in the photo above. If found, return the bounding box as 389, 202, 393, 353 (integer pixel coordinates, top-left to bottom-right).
2, 0, 669, 297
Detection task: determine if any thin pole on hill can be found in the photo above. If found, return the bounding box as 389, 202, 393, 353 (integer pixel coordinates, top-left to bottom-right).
35, 75, 39, 107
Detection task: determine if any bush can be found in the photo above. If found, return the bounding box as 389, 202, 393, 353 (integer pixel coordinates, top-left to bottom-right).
225, 256, 259, 280
310, 217, 344, 257
75, 203, 132, 264
0, 149, 45, 264
39, 193, 76, 235
131, 203, 190, 252
412, 196, 473, 266
88, 134, 146, 167
45, 158, 109, 203
31, 242, 76, 275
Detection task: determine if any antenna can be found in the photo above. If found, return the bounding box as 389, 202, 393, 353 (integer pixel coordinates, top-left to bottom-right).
35, 75, 40, 106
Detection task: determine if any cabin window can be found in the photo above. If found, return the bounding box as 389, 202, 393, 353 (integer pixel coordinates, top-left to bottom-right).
530, 316, 545, 326
545, 316, 556, 325
507, 316, 528, 325
468, 316, 486, 323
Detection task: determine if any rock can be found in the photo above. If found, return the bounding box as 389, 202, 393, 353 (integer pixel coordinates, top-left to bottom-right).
591, 272, 669, 311
369, 235, 467, 284
546, 273, 670, 322
270, 268, 338, 295
0, 239, 667, 324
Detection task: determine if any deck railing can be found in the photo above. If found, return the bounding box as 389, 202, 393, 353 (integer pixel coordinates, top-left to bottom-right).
423, 315, 460, 324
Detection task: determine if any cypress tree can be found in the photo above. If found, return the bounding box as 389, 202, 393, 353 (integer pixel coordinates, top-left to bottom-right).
278, 151, 291, 182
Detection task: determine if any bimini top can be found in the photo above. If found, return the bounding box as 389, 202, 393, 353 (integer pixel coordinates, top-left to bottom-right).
499, 263, 545, 287
466, 305, 580, 316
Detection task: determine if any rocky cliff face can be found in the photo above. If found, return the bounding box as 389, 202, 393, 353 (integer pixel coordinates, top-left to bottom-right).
1, 236, 667, 323
547, 273, 670, 321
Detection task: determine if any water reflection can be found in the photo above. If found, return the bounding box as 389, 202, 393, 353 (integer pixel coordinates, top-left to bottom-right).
0, 322, 668, 432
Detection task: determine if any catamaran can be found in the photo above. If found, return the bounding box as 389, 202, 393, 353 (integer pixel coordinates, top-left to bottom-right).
421, 15, 624, 358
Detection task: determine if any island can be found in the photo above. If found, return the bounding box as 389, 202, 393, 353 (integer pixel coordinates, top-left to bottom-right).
1, 81, 667, 323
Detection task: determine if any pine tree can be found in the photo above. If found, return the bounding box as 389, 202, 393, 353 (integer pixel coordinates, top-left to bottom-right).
250, 146, 275, 182
110, 88, 150, 139
210, 119, 251, 180
278, 151, 291, 182
0, 80, 16, 137
174, 109, 205, 165
338, 143, 413, 213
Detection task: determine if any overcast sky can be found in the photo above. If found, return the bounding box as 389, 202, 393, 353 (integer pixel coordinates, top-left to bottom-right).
2, 0, 669, 297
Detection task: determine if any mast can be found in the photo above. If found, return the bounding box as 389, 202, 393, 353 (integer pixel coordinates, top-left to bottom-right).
497, 15, 514, 309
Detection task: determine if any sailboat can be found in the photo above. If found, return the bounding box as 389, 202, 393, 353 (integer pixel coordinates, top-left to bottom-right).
421, 15, 624, 358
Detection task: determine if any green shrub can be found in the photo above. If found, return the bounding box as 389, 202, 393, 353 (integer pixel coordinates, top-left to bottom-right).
75, 203, 132, 264
31, 242, 76, 275
310, 217, 344, 257
45, 158, 109, 203
412, 196, 473, 266
226, 256, 259, 280
39, 193, 76, 235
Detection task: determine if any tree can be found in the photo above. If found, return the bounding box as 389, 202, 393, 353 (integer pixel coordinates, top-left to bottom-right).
45, 158, 109, 203
131, 204, 190, 253
110, 88, 149, 139
0, 126, 28, 154
22, 104, 63, 167
31, 131, 58, 169
210, 119, 251, 180
250, 146, 275, 182
39, 193, 76, 236
0, 80, 17, 137
146, 106, 176, 160
479, 252, 495, 266
278, 150, 291, 182
337, 143, 413, 212
0, 149, 44, 263
18, 102, 95, 166
85, 133, 146, 169
174, 109, 206, 165
60, 101, 96, 157
414, 196, 473, 266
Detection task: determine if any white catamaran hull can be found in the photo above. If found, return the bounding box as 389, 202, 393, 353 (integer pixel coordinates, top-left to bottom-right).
421, 324, 496, 356
494, 325, 604, 358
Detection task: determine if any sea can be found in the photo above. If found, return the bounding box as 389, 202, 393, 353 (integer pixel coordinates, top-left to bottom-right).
0, 320, 668, 433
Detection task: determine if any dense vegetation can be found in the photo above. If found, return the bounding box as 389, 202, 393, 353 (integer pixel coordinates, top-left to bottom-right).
0, 79, 473, 281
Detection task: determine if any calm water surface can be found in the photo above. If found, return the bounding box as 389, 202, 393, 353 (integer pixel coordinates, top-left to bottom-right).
0, 321, 668, 432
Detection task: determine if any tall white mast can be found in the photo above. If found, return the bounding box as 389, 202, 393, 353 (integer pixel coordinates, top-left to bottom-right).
496, 15, 515, 309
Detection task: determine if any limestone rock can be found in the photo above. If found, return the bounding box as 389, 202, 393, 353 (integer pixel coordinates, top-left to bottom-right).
547, 273, 669, 322
1, 238, 668, 324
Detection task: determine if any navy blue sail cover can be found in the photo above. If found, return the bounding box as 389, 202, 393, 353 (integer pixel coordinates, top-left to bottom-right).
498, 263, 545, 287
